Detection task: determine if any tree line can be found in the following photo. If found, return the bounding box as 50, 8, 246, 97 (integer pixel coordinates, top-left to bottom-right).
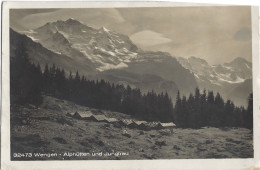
10, 43, 253, 128
174, 89, 253, 129
10, 44, 174, 122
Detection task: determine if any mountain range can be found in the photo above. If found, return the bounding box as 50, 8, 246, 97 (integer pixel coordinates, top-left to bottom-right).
177, 56, 252, 106
10, 18, 252, 106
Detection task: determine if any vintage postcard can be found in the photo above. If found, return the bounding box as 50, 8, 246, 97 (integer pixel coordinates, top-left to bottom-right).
1, 1, 260, 169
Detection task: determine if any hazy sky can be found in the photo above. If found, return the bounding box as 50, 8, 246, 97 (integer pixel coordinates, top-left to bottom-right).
10, 7, 252, 64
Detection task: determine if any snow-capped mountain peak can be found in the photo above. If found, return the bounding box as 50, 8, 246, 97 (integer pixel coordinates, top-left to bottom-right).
23, 18, 140, 72
177, 56, 252, 86
100, 26, 110, 33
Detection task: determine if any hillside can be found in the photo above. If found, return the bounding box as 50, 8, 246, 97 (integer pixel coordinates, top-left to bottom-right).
94, 69, 179, 102
11, 96, 253, 160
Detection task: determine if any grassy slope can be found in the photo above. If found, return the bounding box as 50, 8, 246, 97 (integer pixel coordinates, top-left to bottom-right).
11, 96, 253, 160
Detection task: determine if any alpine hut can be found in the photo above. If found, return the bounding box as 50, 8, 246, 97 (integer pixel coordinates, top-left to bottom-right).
134, 121, 148, 130
92, 115, 107, 122
146, 122, 160, 130
71, 111, 94, 120
159, 122, 176, 129
116, 119, 134, 127
105, 117, 118, 123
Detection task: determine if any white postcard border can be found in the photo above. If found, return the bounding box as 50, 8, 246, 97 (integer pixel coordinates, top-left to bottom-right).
1, 2, 260, 170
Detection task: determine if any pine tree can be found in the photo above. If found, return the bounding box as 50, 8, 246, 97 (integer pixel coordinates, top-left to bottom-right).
75, 71, 80, 82
10, 42, 42, 106
214, 92, 225, 126
174, 90, 183, 126
200, 89, 207, 126
245, 93, 253, 129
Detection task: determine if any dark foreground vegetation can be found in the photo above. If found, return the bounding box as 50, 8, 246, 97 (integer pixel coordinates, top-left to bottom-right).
11, 43, 253, 129
174, 90, 253, 129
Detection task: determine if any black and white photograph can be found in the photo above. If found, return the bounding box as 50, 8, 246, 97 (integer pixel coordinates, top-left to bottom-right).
4, 4, 256, 162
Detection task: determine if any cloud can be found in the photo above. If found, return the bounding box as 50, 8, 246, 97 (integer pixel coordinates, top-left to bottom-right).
233, 27, 251, 41
130, 30, 172, 47
11, 8, 126, 30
